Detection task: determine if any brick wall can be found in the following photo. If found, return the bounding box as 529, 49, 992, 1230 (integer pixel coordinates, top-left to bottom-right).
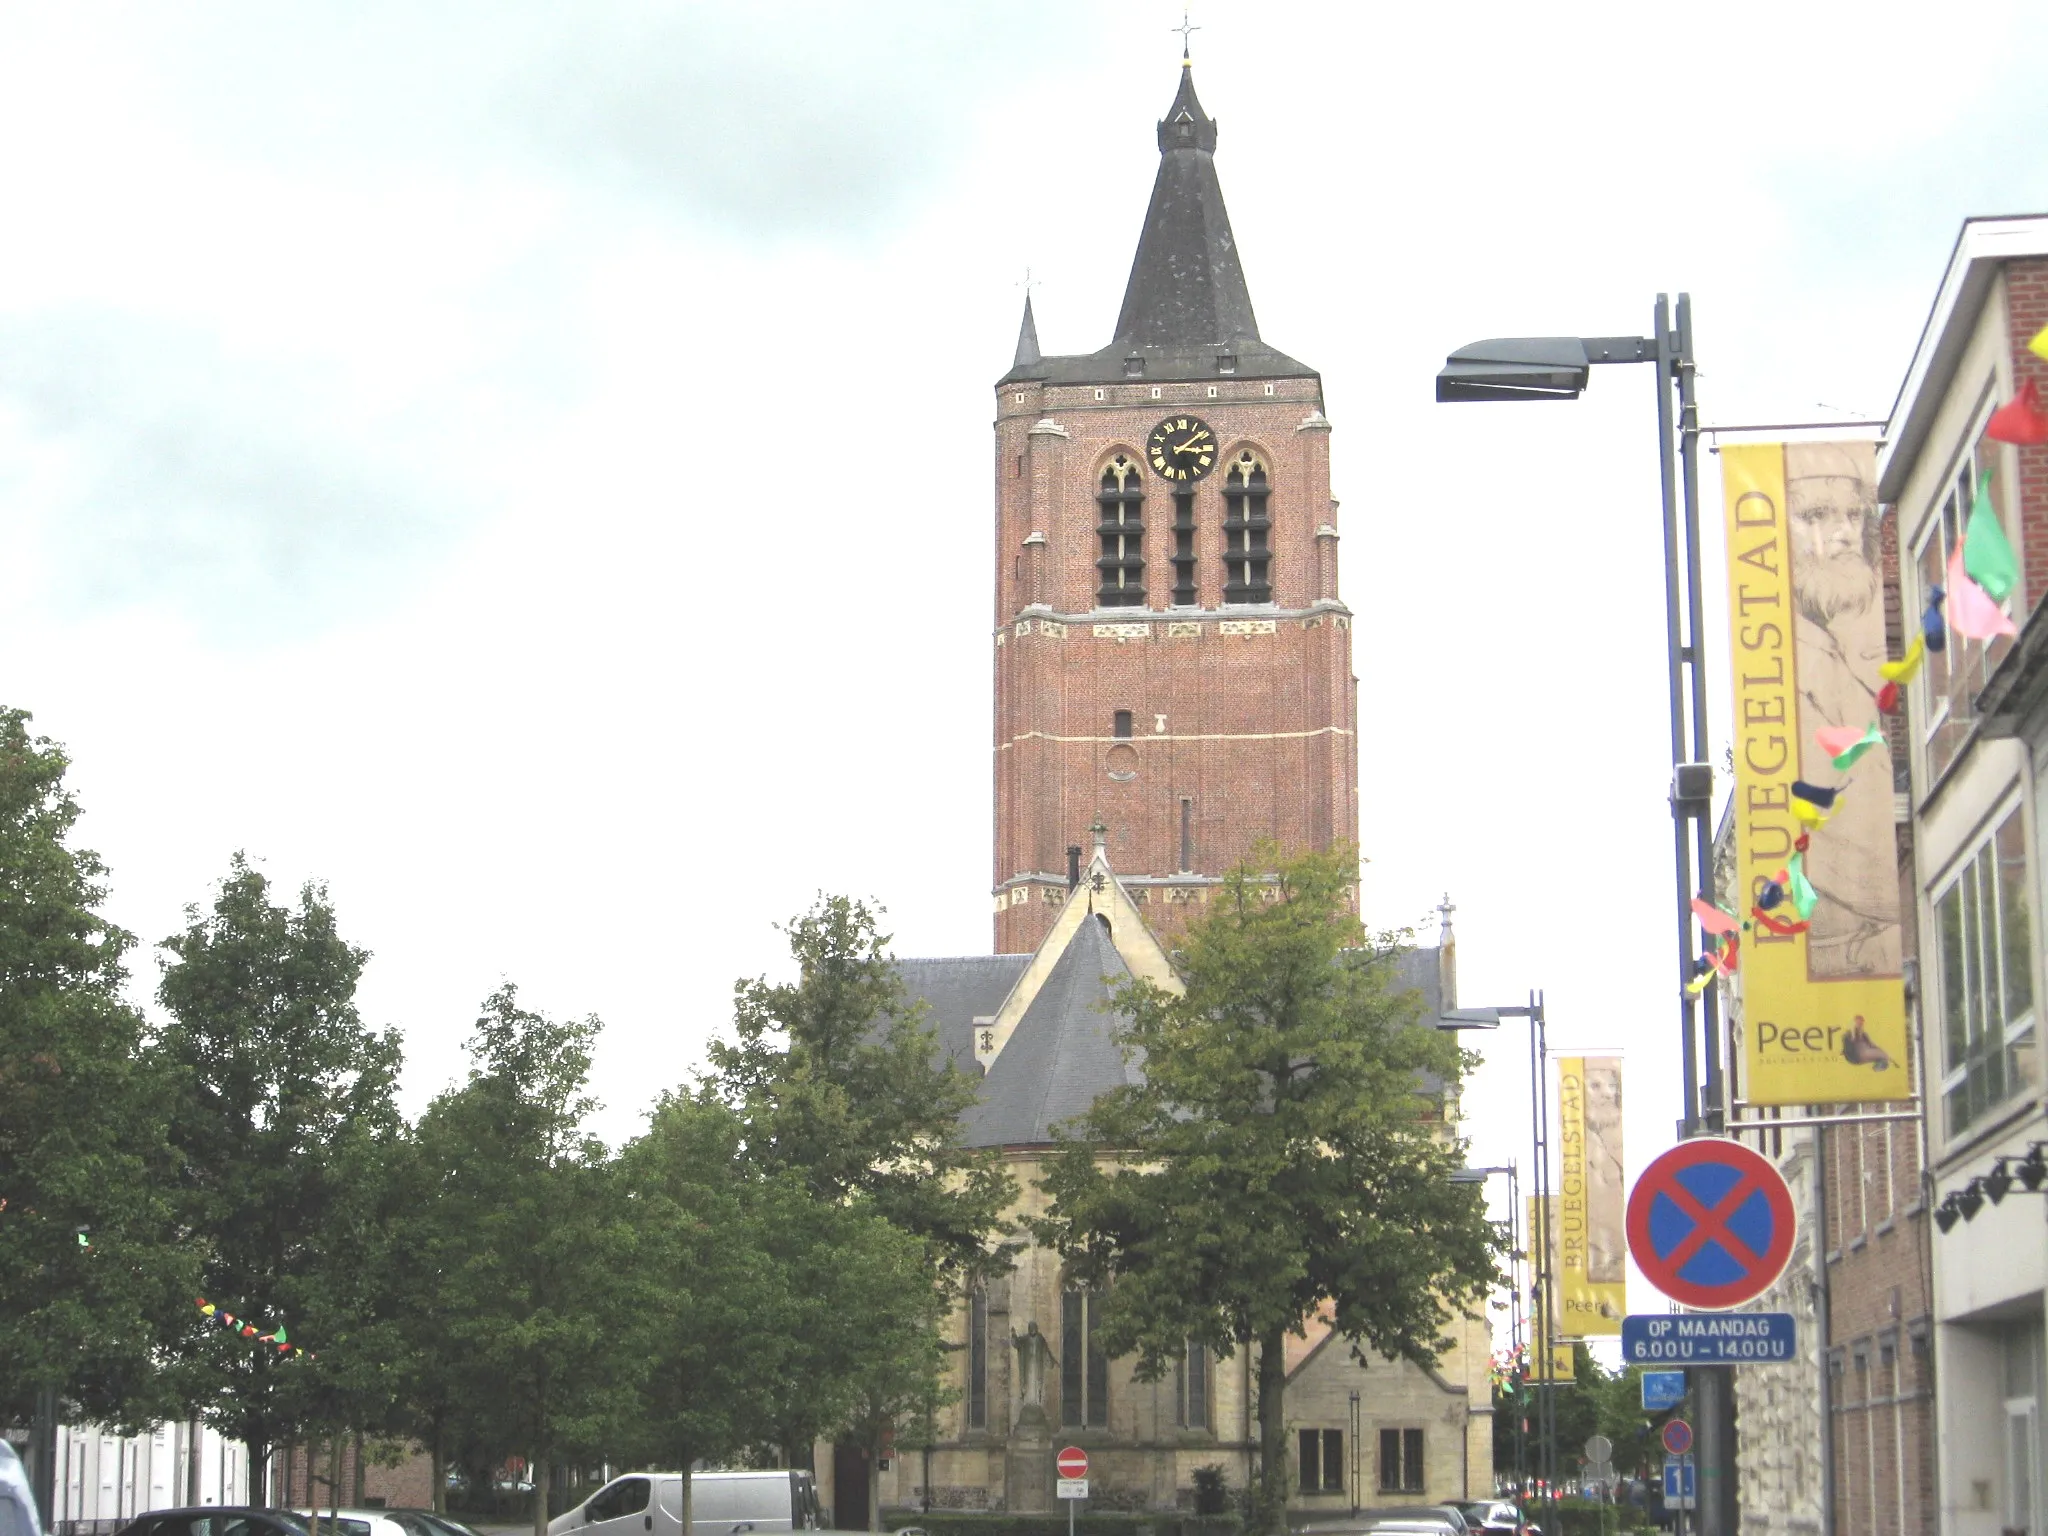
991, 374, 1359, 952
2005, 257, 2048, 611
274, 1441, 435, 1512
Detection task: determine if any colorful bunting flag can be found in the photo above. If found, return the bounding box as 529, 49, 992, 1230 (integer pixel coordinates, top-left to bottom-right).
1879, 633, 1926, 684
1691, 896, 1739, 935
1877, 680, 1902, 713
2030, 323, 2048, 365
1786, 853, 1819, 921
1924, 587, 1947, 653
1750, 907, 1810, 937
1949, 539, 2018, 641
1965, 474, 2019, 602
1987, 379, 2048, 446
1817, 722, 1886, 769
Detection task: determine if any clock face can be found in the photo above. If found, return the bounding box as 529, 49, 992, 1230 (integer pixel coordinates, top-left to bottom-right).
1147, 416, 1218, 482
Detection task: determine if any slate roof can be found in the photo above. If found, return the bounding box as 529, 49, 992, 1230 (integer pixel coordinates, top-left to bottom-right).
999, 66, 1316, 390
895, 955, 1031, 1072
961, 917, 1143, 1149
896, 931, 1451, 1151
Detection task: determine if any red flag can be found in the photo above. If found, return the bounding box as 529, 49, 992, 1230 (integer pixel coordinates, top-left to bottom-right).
1987, 379, 2048, 446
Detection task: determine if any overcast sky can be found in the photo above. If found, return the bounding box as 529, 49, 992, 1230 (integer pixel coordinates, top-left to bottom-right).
7, 1, 2048, 1323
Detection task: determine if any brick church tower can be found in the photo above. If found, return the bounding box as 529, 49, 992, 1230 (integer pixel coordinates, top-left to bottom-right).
992, 62, 1358, 952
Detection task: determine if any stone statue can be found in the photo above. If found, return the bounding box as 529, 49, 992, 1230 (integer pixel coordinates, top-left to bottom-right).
1013, 1322, 1055, 1416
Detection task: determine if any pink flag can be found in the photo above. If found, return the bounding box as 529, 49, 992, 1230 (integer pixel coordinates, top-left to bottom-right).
1948, 539, 2018, 641
1814, 725, 1871, 759
1690, 897, 1739, 936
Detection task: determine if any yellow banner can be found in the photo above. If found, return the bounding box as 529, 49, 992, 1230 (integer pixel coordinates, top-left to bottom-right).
1557, 1057, 1624, 1334
1722, 442, 1909, 1104
1528, 1342, 1576, 1385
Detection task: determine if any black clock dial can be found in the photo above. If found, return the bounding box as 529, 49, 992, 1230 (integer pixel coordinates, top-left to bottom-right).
1147, 415, 1218, 482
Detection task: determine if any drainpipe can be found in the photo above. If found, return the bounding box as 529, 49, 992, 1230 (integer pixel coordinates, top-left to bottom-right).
1813, 1124, 1834, 1536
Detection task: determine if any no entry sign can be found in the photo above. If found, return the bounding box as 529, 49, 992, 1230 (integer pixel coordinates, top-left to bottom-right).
1626, 1138, 1795, 1310
1056, 1447, 1089, 1480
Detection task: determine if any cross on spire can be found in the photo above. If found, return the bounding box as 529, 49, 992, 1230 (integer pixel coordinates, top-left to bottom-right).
1172, 8, 1199, 61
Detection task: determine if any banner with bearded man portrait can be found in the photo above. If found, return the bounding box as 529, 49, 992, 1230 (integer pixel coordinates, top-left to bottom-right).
1723, 440, 1909, 1105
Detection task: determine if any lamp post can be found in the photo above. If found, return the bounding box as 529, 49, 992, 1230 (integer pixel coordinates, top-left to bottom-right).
1435, 296, 1736, 1535
1439, 997, 1551, 1529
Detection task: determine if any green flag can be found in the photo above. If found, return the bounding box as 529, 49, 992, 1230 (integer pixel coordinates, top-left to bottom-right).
1786, 853, 1819, 922
1965, 473, 2019, 603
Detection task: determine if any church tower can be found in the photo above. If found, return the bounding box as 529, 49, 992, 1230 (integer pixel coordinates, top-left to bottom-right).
992, 63, 1358, 952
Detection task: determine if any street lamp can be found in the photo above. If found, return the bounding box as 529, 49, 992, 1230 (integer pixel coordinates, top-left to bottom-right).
1436, 297, 1732, 1533
1438, 998, 1551, 1526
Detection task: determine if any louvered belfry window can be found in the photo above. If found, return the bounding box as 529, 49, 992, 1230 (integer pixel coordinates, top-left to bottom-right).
1097, 454, 1146, 607
1222, 450, 1271, 603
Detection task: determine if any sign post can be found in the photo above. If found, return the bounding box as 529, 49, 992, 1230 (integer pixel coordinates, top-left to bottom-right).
1056, 1446, 1088, 1536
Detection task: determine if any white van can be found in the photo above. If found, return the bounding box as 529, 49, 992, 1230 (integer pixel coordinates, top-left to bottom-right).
548, 1471, 820, 1536
0, 1441, 42, 1536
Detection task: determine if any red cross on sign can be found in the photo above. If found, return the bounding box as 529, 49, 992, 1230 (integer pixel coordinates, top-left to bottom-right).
1626, 1137, 1796, 1310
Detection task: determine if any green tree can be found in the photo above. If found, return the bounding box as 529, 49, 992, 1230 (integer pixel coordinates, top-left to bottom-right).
157, 854, 406, 1493
413, 985, 643, 1536
706, 895, 1014, 1284
0, 708, 191, 1433
1032, 845, 1503, 1536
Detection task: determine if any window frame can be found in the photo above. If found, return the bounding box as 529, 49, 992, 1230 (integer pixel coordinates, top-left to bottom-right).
1096, 454, 1147, 609
967, 1286, 988, 1431
1060, 1285, 1108, 1428
1221, 449, 1272, 605
1908, 395, 2012, 789
1174, 1340, 1210, 1431
1933, 798, 2038, 1142
1295, 1429, 1341, 1494
1377, 1427, 1425, 1495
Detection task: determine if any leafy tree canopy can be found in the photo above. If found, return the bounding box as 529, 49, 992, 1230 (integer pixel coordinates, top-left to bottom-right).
1032, 845, 1503, 1533
706, 894, 1014, 1284
0, 708, 190, 1429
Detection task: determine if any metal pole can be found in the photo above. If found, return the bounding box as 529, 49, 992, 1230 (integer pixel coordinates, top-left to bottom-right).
1653, 293, 1701, 1139
1510, 1162, 1526, 1511
1540, 999, 1548, 1531
1676, 293, 1722, 1132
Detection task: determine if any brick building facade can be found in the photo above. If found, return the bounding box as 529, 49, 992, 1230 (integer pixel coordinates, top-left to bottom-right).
990, 63, 1357, 953
1877, 218, 2048, 1536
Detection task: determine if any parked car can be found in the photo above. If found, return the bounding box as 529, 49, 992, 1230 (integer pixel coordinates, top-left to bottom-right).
0, 1441, 41, 1536
1456, 1503, 1534, 1535
291, 1509, 408, 1536
384, 1511, 481, 1536
114, 1508, 310, 1536
548, 1471, 820, 1536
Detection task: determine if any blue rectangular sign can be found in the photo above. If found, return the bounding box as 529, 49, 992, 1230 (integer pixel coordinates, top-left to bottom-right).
1662, 1456, 1695, 1510
1623, 1311, 1797, 1364
1641, 1369, 1687, 1411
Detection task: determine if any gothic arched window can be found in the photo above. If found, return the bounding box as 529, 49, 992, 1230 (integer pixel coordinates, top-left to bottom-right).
1097, 455, 1146, 608
1061, 1284, 1109, 1427
1222, 451, 1271, 604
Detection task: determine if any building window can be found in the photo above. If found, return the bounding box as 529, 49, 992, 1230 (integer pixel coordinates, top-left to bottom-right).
1175, 1341, 1210, 1430
967, 1287, 988, 1430
1113, 710, 1133, 740
1916, 426, 2013, 782
1222, 451, 1271, 603
1378, 1428, 1424, 1494
1298, 1429, 1343, 1494
1937, 804, 2037, 1138
1061, 1286, 1108, 1428
1180, 798, 1194, 873
1172, 489, 1198, 605
1097, 455, 1146, 608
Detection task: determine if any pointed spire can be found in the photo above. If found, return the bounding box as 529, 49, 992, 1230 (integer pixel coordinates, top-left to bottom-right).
1113, 65, 1257, 349
1013, 294, 1041, 370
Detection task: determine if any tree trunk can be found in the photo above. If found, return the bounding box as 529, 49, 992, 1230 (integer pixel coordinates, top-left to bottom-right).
1255, 1324, 1289, 1536
677, 1455, 693, 1536
865, 1439, 881, 1536
531, 1455, 550, 1536
430, 1434, 446, 1515
249, 1438, 270, 1508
